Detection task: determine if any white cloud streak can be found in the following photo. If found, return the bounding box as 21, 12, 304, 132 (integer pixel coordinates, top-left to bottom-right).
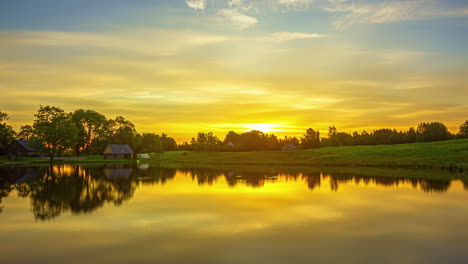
218, 9, 258, 29
324, 0, 468, 29
259, 31, 325, 42
186, 0, 207, 11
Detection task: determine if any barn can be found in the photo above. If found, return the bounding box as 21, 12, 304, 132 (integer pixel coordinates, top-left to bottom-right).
103, 144, 134, 159
9, 140, 41, 157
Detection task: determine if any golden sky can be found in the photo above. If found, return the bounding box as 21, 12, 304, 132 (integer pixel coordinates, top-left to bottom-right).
1, 0, 467, 142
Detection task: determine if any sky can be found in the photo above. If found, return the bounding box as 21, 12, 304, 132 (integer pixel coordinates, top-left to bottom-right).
0, 0, 467, 142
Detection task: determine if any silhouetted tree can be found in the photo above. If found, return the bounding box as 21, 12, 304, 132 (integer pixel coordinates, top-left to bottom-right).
301, 128, 320, 149
31, 106, 78, 161
417, 122, 451, 142
71, 109, 108, 156
17, 125, 34, 140
459, 120, 468, 138
0, 110, 15, 154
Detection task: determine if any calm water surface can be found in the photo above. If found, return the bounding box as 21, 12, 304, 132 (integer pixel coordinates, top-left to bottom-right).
1, 164, 468, 264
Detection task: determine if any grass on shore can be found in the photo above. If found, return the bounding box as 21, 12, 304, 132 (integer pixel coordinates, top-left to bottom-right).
1, 139, 468, 172
0, 155, 136, 167
152, 139, 468, 172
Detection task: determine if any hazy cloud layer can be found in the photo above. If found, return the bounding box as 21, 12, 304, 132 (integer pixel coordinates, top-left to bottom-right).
0, 1, 467, 140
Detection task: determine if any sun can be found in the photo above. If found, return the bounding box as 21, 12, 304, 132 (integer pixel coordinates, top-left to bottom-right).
242, 123, 283, 133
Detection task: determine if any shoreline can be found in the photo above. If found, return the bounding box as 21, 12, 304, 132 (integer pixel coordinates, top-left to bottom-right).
1, 139, 467, 173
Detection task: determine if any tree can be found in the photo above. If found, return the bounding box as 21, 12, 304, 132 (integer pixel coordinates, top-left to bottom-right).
190, 132, 221, 151
301, 128, 320, 149
327, 127, 353, 146
417, 122, 451, 142
406, 127, 417, 143
110, 116, 138, 148
31, 106, 78, 161
71, 109, 108, 155
160, 133, 177, 151
0, 110, 15, 154
17, 125, 34, 140
459, 120, 468, 138
139, 133, 165, 153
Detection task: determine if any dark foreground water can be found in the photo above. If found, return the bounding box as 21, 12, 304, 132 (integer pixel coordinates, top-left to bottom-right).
1, 164, 468, 264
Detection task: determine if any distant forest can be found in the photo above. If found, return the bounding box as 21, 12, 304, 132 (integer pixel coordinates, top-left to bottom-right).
1, 106, 468, 158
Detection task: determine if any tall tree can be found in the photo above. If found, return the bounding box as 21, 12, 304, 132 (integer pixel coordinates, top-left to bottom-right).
459, 120, 468, 138
301, 128, 320, 149
417, 122, 451, 142
110, 116, 138, 147
0, 110, 15, 154
17, 125, 34, 140
31, 106, 78, 161
71, 109, 108, 155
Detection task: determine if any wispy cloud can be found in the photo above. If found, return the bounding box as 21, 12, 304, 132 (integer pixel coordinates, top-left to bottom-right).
0, 30, 232, 56
186, 0, 207, 11
218, 9, 258, 29
277, 0, 315, 7
324, 0, 468, 29
258, 31, 325, 42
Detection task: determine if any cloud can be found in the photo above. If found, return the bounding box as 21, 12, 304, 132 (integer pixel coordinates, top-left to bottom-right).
277, 0, 315, 7
259, 31, 325, 42
323, 0, 468, 29
0, 30, 232, 56
186, 0, 207, 11
218, 9, 258, 29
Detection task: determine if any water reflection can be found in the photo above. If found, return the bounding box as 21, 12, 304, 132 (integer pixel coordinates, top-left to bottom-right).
0, 164, 467, 220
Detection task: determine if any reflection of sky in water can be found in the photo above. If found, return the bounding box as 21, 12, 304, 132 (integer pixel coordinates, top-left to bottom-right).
1, 165, 468, 263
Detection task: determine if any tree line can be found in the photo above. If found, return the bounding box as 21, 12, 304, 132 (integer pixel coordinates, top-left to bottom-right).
0, 106, 177, 160
180, 121, 468, 151
1, 106, 468, 156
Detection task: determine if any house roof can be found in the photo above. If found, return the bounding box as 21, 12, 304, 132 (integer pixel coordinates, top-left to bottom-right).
15, 139, 38, 152
105, 144, 134, 154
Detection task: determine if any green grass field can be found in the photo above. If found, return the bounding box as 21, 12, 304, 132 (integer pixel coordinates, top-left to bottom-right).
0, 155, 135, 167
153, 139, 468, 172
1, 139, 468, 172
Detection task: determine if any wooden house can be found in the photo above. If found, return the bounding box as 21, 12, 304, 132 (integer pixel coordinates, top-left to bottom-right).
103, 144, 134, 159
9, 140, 41, 157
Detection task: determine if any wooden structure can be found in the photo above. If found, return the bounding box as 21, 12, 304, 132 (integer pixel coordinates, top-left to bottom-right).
138, 153, 150, 159
9, 140, 41, 157
103, 144, 134, 159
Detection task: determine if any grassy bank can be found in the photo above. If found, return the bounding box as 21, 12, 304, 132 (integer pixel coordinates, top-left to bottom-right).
1, 139, 468, 172
153, 139, 468, 172
0, 155, 136, 167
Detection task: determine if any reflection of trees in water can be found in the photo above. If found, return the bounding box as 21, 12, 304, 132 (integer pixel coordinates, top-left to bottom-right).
178, 168, 223, 186
27, 165, 137, 220
0, 164, 178, 219
183, 168, 460, 193
0, 165, 137, 220
0, 165, 467, 218
133, 166, 176, 185
316, 173, 452, 193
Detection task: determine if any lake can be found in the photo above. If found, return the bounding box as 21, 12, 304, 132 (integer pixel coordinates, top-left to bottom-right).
1, 164, 468, 264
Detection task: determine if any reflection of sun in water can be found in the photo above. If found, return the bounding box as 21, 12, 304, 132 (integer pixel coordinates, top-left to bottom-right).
242, 124, 283, 133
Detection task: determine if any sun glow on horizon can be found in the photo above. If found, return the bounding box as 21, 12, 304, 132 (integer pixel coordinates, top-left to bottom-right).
241, 123, 284, 133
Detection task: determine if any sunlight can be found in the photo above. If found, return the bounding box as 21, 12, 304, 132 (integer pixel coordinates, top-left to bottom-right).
241, 123, 283, 133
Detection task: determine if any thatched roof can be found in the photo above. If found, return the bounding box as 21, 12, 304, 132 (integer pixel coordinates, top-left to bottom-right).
104, 144, 134, 155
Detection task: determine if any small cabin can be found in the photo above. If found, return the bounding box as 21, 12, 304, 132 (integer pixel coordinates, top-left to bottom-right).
138, 153, 150, 159
104, 144, 134, 159
9, 140, 41, 157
